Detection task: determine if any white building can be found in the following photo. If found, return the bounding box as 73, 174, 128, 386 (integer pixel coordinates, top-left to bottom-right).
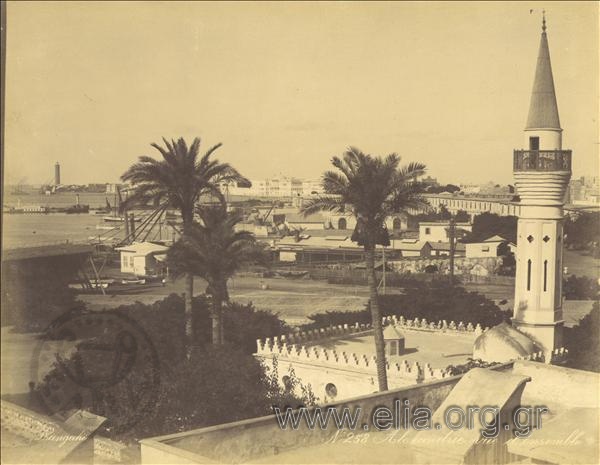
116, 242, 169, 277
465, 235, 516, 258
219, 176, 322, 199
418, 221, 472, 242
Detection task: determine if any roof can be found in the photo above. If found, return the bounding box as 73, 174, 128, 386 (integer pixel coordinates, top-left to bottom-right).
383, 325, 405, 340
429, 242, 466, 252
473, 322, 538, 363
285, 213, 325, 224
395, 240, 430, 251
526, 25, 561, 130
483, 235, 510, 243
419, 221, 472, 227
116, 241, 169, 255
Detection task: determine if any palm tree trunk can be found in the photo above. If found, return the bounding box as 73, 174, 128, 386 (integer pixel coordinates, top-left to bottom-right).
365, 245, 388, 391
211, 295, 222, 345
185, 273, 194, 355
182, 215, 194, 358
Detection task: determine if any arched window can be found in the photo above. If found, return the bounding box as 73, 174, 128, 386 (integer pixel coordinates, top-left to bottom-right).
527, 259, 532, 291
338, 218, 347, 230
543, 260, 548, 292
392, 217, 402, 230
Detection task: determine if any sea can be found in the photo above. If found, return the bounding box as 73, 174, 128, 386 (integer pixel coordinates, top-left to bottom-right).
3, 189, 127, 248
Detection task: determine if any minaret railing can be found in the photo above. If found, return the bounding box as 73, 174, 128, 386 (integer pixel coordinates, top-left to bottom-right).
513, 150, 572, 171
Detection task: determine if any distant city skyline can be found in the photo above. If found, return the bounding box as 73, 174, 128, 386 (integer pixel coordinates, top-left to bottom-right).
4, 2, 598, 186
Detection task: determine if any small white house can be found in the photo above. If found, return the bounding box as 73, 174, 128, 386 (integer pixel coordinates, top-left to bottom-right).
418, 221, 472, 242
116, 241, 169, 277
465, 235, 515, 258
394, 240, 432, 257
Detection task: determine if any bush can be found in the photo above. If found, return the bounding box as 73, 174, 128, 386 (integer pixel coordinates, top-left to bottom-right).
445, 358, 502, 376
303, 284, 510, 329
35, 295, 305, 441
564, 302, 599, 373
564, 212, 600, 251
36, 344, 315, 441
563, 275, 600, 300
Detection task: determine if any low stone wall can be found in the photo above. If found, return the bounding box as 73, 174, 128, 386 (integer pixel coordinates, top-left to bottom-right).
389, 256, 503, 276
382, 314, 488, 336
141, 364, 529, 464
94, 435, 140, 464
141, 372, 494, 464
256, 317, 488, 386
0, 399, 61, 440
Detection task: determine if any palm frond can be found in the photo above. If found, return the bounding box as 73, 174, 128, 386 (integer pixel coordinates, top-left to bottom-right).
299, 196, 345, 216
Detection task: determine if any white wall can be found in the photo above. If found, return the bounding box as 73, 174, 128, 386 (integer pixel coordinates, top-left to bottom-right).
465, 242, 500, 258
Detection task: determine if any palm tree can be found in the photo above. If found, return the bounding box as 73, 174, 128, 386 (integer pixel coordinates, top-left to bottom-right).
301, 147, 428, 391
121, 137, 249, 355
167, 206, 267, 345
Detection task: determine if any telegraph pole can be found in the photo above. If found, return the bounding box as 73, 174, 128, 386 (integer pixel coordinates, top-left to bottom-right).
449, 216, 456, 283
382, 245, 386, 294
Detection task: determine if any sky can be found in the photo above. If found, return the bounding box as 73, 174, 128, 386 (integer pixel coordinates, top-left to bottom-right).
4, 1, 598, 186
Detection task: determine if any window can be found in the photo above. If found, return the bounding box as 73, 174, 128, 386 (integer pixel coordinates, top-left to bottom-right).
529, 136, 540, 150
325, 383, 338, 398
527, 259, 532, 291
338, 218, 347, 230
425, 227, 431, 235
543, 260, 548, 291
482, 246, 490, 252
390, 340, 397, 355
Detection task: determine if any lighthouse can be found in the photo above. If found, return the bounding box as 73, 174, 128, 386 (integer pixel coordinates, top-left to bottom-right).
512, 14, 571, 356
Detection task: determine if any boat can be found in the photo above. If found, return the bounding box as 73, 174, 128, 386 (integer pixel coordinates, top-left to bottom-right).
103, 216, 126, 223
121, 278, 146, 285
65, 204, 90, 214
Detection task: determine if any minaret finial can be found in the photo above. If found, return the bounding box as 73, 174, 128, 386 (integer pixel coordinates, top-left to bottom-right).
542, 10, 547, 33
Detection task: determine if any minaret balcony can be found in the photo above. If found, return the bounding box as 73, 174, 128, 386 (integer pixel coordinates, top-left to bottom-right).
513, 150, 571, 172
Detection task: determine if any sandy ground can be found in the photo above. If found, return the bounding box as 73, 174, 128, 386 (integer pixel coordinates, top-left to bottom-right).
81, 276, 375, 325
78, 248, 598, 325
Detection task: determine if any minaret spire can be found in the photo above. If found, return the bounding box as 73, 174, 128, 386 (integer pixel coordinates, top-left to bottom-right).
542, 10, 546, 33
526, 10, 560, 130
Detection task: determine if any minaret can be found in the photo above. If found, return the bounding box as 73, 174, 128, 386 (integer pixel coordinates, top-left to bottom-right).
54, 162, 61, 186
512, 14, 571, 357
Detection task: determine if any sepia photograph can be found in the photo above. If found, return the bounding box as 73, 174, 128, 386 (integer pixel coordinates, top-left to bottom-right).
0, 2, 598, 464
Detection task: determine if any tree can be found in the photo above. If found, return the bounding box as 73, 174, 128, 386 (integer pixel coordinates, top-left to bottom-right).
564, 302, 599, 372
121, 137, 248, 355
167, 206, 267, 345
564, 212, 600, 252
300, 147, 428, 391
469, 212, 517, 244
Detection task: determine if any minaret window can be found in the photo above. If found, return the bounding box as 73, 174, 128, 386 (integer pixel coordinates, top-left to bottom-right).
529, 136, 540, 150
543, 260, 548, 291
527, 259, 532, 290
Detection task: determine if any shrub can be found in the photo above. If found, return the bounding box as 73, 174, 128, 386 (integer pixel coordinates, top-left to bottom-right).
36, 344, 315, 441
564, 302, 599, 373
564, 212, 600, 251
445, 358, 502, 376
563, 275, 600, 300
303, 284, 510, 330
